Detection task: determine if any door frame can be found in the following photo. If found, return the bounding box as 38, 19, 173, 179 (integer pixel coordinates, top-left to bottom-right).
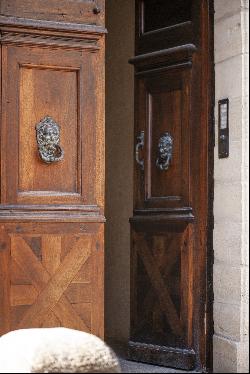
205, 0, 215, 371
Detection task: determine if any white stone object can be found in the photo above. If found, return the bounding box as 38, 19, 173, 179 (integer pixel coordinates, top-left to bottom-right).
0, 328, 121, 373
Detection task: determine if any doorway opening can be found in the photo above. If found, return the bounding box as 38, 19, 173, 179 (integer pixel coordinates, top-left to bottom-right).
105, 0, 135, 345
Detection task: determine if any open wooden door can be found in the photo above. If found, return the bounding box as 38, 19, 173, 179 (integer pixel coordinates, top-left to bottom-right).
0, 0, 105, 338
129, 0, 214, 372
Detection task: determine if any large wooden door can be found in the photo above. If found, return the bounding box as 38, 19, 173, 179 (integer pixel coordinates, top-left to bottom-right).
129, 0, 214, 371
0, 0, 105, 337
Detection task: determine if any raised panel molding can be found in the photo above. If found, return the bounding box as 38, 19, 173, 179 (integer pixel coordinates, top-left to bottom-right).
18, 65, 80, 197
0, 14, 106, 52
130, 44, 197, 71
1, 44, 101, 206
0, 32, 100, 51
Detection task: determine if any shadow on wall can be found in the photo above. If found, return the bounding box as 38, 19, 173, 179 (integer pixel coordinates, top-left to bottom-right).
105, 0, 135, 343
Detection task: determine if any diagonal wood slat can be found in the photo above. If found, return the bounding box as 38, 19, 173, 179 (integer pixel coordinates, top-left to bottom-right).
42, 236, 62, 275
12, 237, 50, 290
53, 296, 91, 331
11, 259, 31, 285
136, 236, 179, 332
42, 310, 61, 328
137, 243, 183, 337
11, 236, 92, 332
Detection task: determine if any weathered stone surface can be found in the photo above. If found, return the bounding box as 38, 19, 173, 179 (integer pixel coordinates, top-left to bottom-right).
214, 1, 249, 372
0, 328, 121, 373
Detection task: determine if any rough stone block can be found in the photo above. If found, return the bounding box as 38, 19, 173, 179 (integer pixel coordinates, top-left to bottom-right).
214, 302, 241, 340
215, 0, 241, 21
214, 222, 242, 265
215, 13, 242, 63
214, 141, 242, 182
213, 335, 238, 373
215, 55, 243, 100
238, 340, 250, 373
214, 182, 242, 223
214, 264, 242, 305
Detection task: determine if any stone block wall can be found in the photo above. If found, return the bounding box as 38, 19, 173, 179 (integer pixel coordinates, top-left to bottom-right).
214, 1, 249, 372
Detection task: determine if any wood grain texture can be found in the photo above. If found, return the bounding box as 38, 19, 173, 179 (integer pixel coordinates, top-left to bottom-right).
10, 285, 38, 307
0, 226, 11, 334
130, 0, 214, 371
0, 0, 105, 26
0, 1, 105, 340
1, 44, 103, 206
19, 66, 79, 194
0, 225, 104, 336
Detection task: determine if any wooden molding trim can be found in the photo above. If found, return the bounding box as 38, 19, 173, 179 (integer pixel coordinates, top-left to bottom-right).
0, 15, 107, 35
130, 211, 195, 228
129, 44, 197, 71
134, 207, 194, 216
0, 15, 107, 50
0, 205, 105, 223
0, 31, 99, 51
0, 212, 106, 223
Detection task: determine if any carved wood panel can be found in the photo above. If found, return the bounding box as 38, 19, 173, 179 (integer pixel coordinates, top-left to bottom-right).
1, 44, 101, 206
147, 68, 191, 208
134, 65, 192, 211
0, 223, 104, 338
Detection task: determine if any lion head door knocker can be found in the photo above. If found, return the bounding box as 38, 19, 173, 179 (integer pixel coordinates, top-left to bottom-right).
36, 116, 64, 164
156, 132, 174, 171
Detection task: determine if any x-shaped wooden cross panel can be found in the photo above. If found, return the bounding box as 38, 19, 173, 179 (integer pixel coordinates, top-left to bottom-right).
11, 236, 92, 332
136, 235, 184, 337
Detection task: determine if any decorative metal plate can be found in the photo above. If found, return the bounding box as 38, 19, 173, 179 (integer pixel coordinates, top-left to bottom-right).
36, 116, 64, 164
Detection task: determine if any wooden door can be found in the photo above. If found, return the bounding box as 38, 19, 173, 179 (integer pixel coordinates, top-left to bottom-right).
0, 0, 105, 338
129, 0, 214, 371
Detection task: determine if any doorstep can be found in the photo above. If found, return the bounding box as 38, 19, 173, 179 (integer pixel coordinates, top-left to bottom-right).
108, 340, 200, 373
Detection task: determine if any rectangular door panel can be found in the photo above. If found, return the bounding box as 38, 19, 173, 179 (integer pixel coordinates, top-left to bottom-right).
144, 68, 191, 208
130, 222, 195, 369
131, 225, 193, 345
1, 45, 98, 206
134, 66, 192, 212
19, 65, 79, 195
0, 223, 104, 338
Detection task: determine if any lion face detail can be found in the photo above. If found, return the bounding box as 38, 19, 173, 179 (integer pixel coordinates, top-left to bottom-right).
156, 132, 173, 171
36, 116, 64, 164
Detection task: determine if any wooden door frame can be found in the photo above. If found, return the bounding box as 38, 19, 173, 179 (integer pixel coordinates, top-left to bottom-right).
205, 1, 215, 371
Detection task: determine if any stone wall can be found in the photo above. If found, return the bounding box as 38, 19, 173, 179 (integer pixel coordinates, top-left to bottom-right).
214, 1, 249, 372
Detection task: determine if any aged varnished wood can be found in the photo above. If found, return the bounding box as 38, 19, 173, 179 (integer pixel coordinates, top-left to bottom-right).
129, 1, 214, 372
0, 1, 105, 338
0, 0, 105, 26
0, 223, 104, 336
